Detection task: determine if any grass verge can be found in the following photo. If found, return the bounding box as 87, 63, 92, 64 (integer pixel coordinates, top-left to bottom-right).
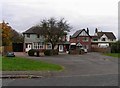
104, 53, 120, 58
2, 56, 63, 71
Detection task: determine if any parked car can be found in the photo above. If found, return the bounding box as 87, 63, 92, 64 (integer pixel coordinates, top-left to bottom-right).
6, 52, 15, 57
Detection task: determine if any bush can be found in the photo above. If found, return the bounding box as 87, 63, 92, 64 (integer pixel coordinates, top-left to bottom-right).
44, 49, 58, 56
111, 41, 120, 53
44, 50, 52, 56
28, 49, 37, 56
52, 49, 58, 55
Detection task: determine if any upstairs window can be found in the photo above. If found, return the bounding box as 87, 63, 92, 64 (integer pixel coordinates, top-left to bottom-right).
37, 34, 40, 38
93, 39, 98, 41
47, 43, 52, 49
82, 37, 88, 42
110, 39, 113, 41
102, 38, 106, 41
27, 34, 30, 38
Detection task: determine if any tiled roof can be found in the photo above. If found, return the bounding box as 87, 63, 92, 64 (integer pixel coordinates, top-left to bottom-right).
71, 30, 83, 38
97, 32, 116, 39
23, 26, 42, 34
71, 29, 91, 38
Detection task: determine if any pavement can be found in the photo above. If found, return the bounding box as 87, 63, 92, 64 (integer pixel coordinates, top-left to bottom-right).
2, 52, 119, 86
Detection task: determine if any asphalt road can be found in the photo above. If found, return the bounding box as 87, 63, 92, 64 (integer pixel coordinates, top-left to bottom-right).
25, 52, 118, 76
2, 74, 118, 86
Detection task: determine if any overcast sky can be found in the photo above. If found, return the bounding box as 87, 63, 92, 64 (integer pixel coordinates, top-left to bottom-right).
1, 0, 119, 38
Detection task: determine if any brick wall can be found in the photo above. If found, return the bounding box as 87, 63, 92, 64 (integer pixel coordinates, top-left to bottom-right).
70, 36, 91, 51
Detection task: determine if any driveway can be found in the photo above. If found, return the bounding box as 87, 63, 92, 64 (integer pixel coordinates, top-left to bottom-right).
20, 52, 118, 77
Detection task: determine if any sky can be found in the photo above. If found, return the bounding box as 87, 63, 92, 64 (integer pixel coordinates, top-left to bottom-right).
1, 0, 119, 39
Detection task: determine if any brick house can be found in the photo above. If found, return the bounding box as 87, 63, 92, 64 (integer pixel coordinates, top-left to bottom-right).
70, 28, 116, 52
70, 28, 91, 52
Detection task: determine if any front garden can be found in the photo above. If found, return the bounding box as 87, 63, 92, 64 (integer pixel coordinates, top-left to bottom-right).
2, 56, 63, 71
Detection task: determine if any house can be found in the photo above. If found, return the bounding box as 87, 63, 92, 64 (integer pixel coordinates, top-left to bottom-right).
91, 28, 116, 48
23, 27, 70, 53
70, 28, 92, 52
70, 28, 116, 52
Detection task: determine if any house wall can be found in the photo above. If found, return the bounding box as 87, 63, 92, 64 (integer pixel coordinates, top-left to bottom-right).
70, 36, 91, 51
24, 34, 44, 43
70, 38, 77, 43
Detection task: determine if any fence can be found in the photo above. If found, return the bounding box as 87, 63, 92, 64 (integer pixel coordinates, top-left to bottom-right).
91, 47, 111, 53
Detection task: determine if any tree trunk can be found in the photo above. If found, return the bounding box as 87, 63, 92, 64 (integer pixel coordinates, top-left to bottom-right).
52, 44, 55, 50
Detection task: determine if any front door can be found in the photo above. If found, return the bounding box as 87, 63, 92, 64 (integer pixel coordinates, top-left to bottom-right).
59, 45, 63, 52
26, 44, 32, 52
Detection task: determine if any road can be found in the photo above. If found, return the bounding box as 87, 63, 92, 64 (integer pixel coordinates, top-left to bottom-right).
2, 74, 118, 86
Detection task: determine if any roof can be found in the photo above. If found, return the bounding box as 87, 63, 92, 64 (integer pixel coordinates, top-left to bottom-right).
91, 35, 99, 39
64, 41, 70, 44
76, 42, 82, 46
23, 26, 42, 34
71, 29, 91, 38
97, 32, 116, 39
71, 30, 83, 38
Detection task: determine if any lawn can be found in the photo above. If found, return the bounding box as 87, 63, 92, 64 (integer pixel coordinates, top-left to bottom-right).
104, 53, 120, 58
2, 57, 63, 71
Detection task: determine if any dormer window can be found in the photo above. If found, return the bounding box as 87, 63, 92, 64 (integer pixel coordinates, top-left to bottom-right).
102, 38, 106, 41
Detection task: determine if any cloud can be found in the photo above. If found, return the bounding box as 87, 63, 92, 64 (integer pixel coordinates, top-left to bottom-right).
1, 0, 118, 38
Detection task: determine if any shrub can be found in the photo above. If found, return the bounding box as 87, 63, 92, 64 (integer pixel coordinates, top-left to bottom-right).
52, 49, 58, 55
44, 50, 52, 56
44, 49, 58, 56
111, 41, 120, 53
28, 49, 37, 56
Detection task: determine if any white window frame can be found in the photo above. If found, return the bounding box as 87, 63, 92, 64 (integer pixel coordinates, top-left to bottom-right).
33, 42, 44, 49
46, 43, 52, 49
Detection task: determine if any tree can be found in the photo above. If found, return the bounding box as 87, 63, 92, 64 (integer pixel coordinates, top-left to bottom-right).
35, 18, 71, 50
2, 21, 12, 46
11, 29, 24, 43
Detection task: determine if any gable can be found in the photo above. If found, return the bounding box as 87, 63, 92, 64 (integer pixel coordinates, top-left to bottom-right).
100, 34, 108, 39
79, 30, 88, 36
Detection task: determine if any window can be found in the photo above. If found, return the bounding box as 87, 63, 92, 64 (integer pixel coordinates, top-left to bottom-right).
47, 43, 52, 49
110, 39, 113, 41
37, 34, 40, 38
82, 37, 88, 42
102, 38, 106, 41
33, 42, 44, 49
39, 42, 44, 49
27, 34, 30, 38
93, 39, 98, 41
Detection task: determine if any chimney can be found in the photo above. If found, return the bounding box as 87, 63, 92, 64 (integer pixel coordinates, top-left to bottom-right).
87, 28, 89, 34
95, 28, 98, 33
